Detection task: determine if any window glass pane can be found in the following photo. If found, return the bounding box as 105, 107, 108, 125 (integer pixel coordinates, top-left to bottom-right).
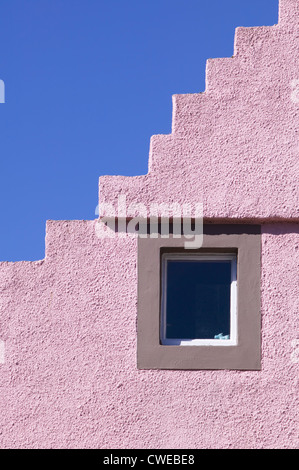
165, 260, 231, 340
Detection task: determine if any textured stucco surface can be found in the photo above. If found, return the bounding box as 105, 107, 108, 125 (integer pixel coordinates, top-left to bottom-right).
0, 221, 298, 448
99, 0, 299, 221
0, 0, 298, 449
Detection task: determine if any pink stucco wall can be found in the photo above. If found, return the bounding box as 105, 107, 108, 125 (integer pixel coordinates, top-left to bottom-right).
99, 1, 298, 221
0, 0, 298, 448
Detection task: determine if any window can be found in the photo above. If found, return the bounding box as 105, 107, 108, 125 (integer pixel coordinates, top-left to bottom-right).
137, 225, 261, 370
161, 253, 237, 346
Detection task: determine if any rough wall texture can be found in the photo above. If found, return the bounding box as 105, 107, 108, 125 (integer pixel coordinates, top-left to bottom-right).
0, 221, 298, 448
0, 0, 298, 449
99, 0, 299, 221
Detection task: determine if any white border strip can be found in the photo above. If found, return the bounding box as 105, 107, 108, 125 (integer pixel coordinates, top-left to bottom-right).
160, 253, 238, 346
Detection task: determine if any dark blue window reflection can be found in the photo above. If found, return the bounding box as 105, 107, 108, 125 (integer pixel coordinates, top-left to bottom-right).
165, 260, 231, 340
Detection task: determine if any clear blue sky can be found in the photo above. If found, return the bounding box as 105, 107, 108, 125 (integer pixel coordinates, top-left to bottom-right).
0, 0, 278, 261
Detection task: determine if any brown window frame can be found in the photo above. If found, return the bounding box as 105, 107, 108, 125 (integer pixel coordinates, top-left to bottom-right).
137, 225, 261, 370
